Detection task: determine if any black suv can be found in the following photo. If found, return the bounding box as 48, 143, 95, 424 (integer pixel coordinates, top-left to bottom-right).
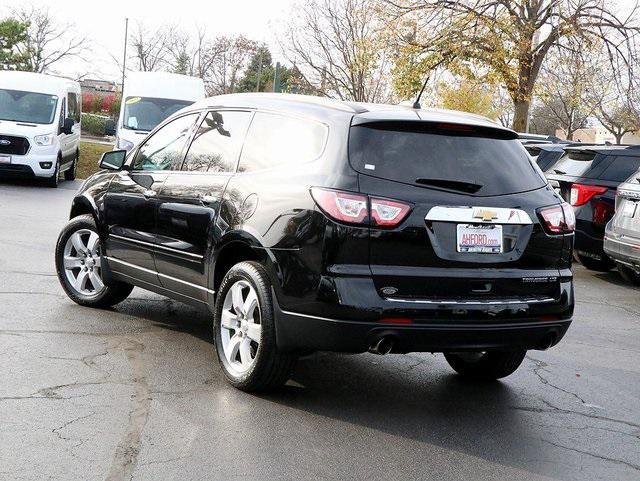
55, 94, 575, 391
546, 145, 640, 271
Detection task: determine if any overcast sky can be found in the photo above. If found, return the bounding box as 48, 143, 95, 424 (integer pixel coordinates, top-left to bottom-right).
0, 0, 297, 80
0, 0, 638, 81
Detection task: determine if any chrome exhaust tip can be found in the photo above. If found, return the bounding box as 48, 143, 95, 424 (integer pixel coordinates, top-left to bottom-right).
368, 336, 394, 355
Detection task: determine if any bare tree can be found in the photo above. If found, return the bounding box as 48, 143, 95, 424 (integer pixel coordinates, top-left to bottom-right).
130, 22, 169, 72
386, 0, 640, 131
533, 41, 610, 139
12, 5, 88, 73
283, 0, 393, 102
597, 99, 640, 144
207, 36, 258, 95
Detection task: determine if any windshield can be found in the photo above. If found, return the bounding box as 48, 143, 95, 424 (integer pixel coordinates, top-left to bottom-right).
349, 122, 546, 196
0, 88, 58, 124
122, 96, 193, 132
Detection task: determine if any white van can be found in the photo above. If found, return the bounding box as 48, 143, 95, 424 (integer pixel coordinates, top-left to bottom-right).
0, 71, 81, 187
115, 72, 205, 151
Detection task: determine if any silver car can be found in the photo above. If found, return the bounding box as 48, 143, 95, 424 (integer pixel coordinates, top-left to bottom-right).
604, 172, 640, 284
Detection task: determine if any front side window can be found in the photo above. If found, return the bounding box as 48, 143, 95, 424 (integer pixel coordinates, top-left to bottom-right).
0, 88, 58, 124
67, 92, 80, 122
123, 96, 194, 132
238, 112, 328, 172
182, 111, 252, 173
133, 114, 198, 171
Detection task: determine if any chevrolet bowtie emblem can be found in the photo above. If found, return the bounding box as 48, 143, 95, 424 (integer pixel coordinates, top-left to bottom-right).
473, 209, 498, 222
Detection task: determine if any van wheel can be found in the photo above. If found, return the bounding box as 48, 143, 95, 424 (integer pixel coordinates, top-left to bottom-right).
45, 159, 60, 188
213, 261, 296, 392
64, 151, 78, 181
444, 350, 527, 380
616, 262, 640, 286
55, 214, 133, 307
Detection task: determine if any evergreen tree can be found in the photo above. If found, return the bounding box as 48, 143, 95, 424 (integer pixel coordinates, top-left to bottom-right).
0, 18, 30, 71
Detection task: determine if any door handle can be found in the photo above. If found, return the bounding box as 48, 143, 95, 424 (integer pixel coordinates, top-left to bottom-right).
200, 194, 216, 205
143, 189, 157, 198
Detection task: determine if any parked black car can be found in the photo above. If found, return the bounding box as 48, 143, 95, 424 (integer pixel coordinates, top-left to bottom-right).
546, 145, 640, 271
55, 94, 575, 391
524, 143, 569, 171
604, 172, 640, 284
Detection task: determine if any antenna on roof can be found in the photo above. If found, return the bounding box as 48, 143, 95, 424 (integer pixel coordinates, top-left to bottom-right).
412, 74, 430, 110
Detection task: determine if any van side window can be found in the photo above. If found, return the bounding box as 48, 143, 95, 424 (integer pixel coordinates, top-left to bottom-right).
238, 112, 328, 172
58, 98, 66, 131
182, 111, 251, 173
133, 114, 198, 171
67, 92, 80, 123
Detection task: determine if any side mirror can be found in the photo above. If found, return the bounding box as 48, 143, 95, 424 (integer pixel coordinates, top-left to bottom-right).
99, 150, 128, 171
62, 117, 74, 135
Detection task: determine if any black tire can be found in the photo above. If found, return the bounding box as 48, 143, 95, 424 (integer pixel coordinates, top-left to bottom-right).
616, 262, 640, 286
444, 350, 527, 380
64, 151, 78, 181
577, 253, 613, 272
213, 261, 296, 392
45, 158, 60, 188
55, 214, 133, 308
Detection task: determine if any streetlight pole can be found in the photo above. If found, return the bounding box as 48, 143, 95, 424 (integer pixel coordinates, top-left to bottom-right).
121, 18, 128, 97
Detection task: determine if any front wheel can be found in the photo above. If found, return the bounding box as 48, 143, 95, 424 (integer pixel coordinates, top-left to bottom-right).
64, 151, 78, 181
444, 350, 527, 380
45, 159, 60, 188
55, 214, 133, 307
213, 261, 296, 392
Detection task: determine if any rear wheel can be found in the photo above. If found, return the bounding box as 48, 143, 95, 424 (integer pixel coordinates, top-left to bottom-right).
577, 253, 613, 272
616, 262, 640, 286
213, 261, 296, 392
55, 214, 133, 307
444, 350, 527, 380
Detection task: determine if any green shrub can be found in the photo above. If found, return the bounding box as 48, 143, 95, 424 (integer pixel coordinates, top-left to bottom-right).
81, 113, 107, 136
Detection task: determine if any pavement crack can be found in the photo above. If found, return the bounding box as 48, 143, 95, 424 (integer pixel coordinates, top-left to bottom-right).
104, 338, 151, 481
526, 355, 587, 405
540, 438, 640, 472
52, 412, 96, 442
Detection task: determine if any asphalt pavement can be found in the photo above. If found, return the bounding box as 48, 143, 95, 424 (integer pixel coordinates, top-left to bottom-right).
0, 179, 638, 481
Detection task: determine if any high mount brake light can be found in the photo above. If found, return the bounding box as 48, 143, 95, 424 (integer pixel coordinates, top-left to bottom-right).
570, 184, 607, 207
310, 187, 411, 227
537, 203, 575, 235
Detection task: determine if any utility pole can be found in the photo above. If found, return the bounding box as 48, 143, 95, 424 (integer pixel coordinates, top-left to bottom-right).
121, 18, 128, 97
256, 49, 263, 92
273, 62, 281, 93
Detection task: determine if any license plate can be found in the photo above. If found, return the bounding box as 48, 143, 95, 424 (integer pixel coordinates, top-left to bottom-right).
457, 224, 503, 253
0, 155, 10, 165
622, 201, 637, 218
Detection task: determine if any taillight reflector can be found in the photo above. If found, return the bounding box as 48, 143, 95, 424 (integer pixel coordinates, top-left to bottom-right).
537, 203, 575, 235
570, 184, 607, 207
310, 187, 411, 228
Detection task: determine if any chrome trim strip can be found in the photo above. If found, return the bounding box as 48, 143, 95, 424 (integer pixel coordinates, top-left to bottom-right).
605, 236, 640, 249
105, 256, 214, 294
384, 296, 555, 305
425, 206, 533, 224
109, 234, 204, 260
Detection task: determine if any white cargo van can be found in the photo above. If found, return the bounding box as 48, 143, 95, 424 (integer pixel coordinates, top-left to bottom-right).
115, 72, 205, 151
0, 71, 81, 187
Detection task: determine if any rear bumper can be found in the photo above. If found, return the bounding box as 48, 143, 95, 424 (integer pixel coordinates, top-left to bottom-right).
272, 275, 574, 353
604, 231, 640, 267
574, 217, 607, 259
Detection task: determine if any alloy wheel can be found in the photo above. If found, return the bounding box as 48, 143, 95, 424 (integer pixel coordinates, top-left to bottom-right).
63, 229, 105, 297
220, 280, 262, 375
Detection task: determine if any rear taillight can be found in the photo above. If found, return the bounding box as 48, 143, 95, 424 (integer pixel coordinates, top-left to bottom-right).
310, 187, 411, 228
570, 184, 607, 207
537, 203, 575, 235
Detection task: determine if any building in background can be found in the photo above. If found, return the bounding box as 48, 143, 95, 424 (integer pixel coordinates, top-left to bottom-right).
555, 127, 615, 144
80, 79, 118, 97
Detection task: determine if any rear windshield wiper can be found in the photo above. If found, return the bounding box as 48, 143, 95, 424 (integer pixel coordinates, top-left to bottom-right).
415, 178, 483, 193
552, 169, 566, 174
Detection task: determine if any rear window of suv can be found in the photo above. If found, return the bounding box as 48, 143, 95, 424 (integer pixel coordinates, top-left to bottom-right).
550, 151, 640, 181
348, 122, 546, 196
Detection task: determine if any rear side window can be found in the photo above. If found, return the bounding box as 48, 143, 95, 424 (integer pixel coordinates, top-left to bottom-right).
67, 92, 80, 122
182, 110, 251, 173
599, 156, 640, 182
537, 150, 565, 172
238, 112, 328, 172
349, 122, 545, 196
